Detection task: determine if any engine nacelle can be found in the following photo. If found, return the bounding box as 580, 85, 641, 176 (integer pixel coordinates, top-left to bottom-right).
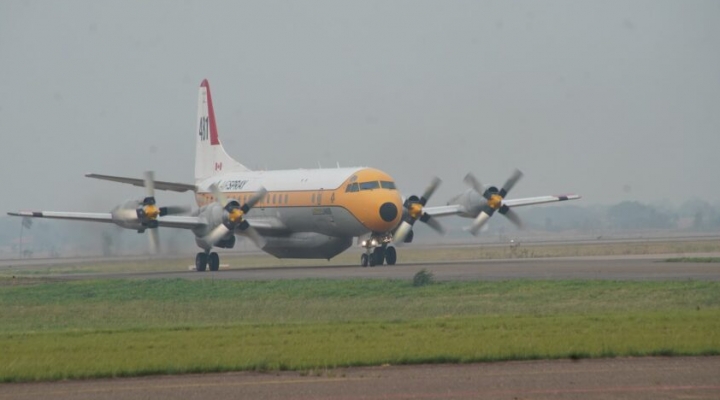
483, 186, 499, 198
192, 201, 238, 250
214, 234, 236, 249
403, 229, 414, 243
403, 195, 420, 209
195, 233, 237, 250
110, 200, 145, 231
446, 189, 485, 218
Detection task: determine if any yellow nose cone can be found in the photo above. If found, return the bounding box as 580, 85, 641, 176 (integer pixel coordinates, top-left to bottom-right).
341, 168, 404, 234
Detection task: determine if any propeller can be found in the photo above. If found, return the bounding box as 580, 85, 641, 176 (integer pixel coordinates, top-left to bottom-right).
466, 169, 524, 235
135, 171, 192, 253
201, 184, 267, 249
393, 177, 445, 243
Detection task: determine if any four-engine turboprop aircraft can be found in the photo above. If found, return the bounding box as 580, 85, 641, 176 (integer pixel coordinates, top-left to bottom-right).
8, 80, 580, 271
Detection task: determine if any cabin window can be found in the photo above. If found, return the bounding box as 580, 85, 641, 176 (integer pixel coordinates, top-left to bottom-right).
380, 181, 396, 190
360, 181, 380, 191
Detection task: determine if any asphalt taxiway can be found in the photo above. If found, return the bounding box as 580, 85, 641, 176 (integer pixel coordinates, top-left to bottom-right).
25, 253, 720, 282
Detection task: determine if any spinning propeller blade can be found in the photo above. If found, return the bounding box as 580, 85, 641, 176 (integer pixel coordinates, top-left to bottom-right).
466, 169, 524, 235
393, 177, 445, 243
202, 186, 267, 249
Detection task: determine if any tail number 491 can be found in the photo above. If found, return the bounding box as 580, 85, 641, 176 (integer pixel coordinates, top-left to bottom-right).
198, 116, 209, 141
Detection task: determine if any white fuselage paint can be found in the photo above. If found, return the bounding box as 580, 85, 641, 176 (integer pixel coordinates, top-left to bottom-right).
193, 167, 404, 258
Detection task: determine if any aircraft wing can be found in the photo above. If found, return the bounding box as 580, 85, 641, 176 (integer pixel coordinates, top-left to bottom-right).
85, 173, 196, 192
153, 215, 207, 230
8, 211, 115, 223
7, 211, 207, 230
423, 205, 465, 217
423, 194, 581, 218
502, 194, 581, 208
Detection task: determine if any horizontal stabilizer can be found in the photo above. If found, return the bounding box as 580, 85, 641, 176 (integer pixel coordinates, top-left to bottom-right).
85, 174, 196, 192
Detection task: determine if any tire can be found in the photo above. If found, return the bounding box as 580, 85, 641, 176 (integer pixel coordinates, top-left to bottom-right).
385, 246, 397, 265
372, 247, 385, 266
195, 252, 208, 272
208, 252, 220, 271
361, 253, 369, 267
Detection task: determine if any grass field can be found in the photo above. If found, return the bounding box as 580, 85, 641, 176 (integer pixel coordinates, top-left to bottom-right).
1, 278, 718, 382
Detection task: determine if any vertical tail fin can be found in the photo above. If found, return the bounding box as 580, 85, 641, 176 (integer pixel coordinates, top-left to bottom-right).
195, 79, 250, 182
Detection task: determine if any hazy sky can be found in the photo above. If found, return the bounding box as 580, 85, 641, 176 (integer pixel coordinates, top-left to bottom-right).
1, 1, 719, 214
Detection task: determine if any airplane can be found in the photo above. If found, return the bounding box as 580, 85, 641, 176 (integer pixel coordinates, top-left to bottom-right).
8, 80, 580, 271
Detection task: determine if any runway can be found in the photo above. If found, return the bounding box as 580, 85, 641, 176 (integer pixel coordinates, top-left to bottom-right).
32, 253, 720, 281
1, 357, 718, 400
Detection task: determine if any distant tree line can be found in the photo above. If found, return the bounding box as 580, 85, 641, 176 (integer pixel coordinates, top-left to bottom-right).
518, 199, 720, 232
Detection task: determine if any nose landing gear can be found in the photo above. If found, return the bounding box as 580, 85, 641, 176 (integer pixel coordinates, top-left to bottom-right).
360, 235, 397, 267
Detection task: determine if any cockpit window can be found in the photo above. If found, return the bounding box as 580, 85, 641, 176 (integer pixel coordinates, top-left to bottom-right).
359, 181, 380, 191
380, 181, 396, 190
346, 180, 395, 192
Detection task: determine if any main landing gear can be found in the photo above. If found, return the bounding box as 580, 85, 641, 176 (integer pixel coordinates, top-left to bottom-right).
360, 235, 397, 267
195, 251, 220, 272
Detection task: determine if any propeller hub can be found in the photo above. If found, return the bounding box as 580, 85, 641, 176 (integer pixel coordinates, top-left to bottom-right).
228, 208, 244, 224
143, 205, 160, 220
488, 194, 503, 210
408, 203, 423, 219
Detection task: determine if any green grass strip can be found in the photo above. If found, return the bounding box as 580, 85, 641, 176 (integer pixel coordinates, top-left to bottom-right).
1, 310, 718, 382
2, 279, 719, 382
1, 279, 719, 335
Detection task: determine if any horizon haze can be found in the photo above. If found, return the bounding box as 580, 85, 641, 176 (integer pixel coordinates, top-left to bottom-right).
1, 1, 719, 215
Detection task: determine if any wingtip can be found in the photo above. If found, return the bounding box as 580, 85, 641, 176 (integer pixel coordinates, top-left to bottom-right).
201, 79, 209, 88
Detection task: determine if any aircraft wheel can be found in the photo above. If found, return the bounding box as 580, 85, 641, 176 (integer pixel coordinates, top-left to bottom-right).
385, 246, 397, 265
195, 252, 208, 272
372, 247, 385, 266
208, 252, 220, 271
361, 253, 369, 267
